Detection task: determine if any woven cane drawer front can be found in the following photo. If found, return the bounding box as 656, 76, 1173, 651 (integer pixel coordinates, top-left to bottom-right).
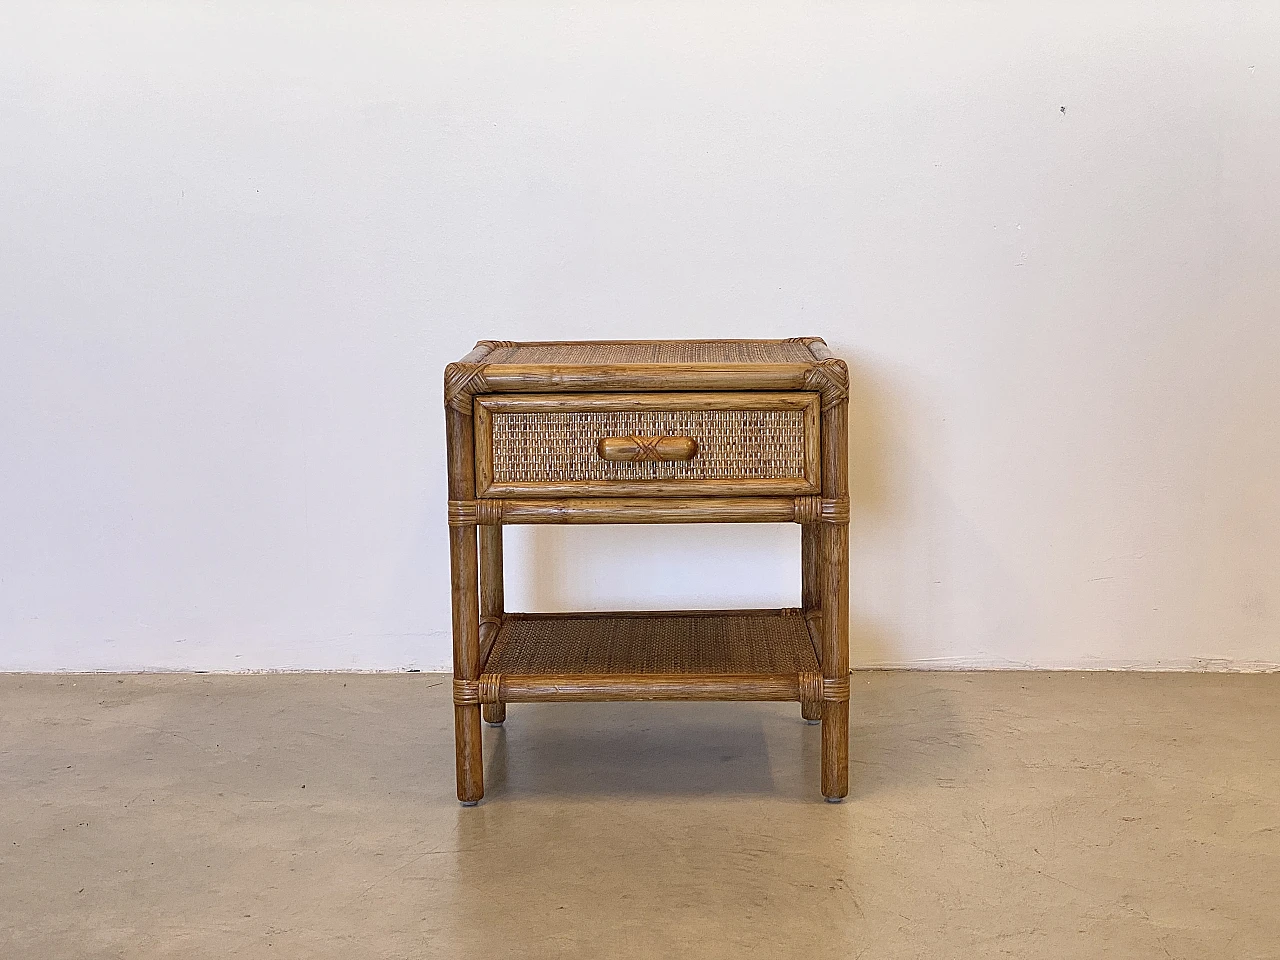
497, 408, 801, 480
474, 392, 821, 497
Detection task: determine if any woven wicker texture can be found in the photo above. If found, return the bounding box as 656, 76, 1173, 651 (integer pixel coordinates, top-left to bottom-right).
486, 612, 819, 676
484, 340, 817, 365
491, 408, 807, 482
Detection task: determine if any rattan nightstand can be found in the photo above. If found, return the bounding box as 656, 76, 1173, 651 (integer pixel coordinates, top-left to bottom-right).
444, 338, 849, 803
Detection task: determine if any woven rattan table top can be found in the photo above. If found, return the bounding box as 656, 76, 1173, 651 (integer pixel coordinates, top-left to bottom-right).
480, 339, 823, 366
446, 337, 844, 406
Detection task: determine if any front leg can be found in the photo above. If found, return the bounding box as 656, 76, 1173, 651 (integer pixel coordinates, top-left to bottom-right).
820, 520, 850, 801
450, 524, 484, 804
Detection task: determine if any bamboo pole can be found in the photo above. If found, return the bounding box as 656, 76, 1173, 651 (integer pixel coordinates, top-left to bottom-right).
445, 364, 485, 804
819, 380, 851, 801
479, 525, 506, 725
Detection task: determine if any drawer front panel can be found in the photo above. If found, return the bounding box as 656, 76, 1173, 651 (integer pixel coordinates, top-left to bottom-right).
475, 392, 820, 497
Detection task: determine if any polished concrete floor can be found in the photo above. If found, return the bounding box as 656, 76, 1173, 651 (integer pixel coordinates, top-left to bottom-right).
1, 672, 1277, 959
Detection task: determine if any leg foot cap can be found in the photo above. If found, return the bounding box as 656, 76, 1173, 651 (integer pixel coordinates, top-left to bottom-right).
823, 796, 845, 804
459, 800, 480, 807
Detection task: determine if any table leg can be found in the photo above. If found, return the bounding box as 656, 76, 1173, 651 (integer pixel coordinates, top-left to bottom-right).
482, 702, 506, 725
817, 362, 851, 801
450, 524, 483, 804
801, 523, 822, 722
820, 520, 850, 801
479, 525, 505, 726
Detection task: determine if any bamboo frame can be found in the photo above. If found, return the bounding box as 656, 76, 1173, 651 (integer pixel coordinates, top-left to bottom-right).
444, 337, 850, 803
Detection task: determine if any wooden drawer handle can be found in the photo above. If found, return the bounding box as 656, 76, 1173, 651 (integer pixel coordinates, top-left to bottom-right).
597, 435, 699, 463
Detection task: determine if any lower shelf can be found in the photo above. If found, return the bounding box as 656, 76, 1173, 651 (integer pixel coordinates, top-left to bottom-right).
476, 609, 822, 703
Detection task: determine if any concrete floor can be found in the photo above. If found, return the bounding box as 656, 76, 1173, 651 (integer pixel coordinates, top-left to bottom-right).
1, 673, 1277, 959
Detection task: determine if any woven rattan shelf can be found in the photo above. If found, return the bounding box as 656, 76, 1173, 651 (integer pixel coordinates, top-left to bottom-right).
445, 338, 850, 803
487, 610, 818, 675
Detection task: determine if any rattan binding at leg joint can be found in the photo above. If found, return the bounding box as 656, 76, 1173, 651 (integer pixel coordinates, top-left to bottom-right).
453, 678, 479, 705
453, 675, 505, 705
478, 674, 503, 705
448, 500, 504, 526
822, 675, 850, 703
792, 497, 850, 524
798, 671, 823, 714
800, 672, 849, 704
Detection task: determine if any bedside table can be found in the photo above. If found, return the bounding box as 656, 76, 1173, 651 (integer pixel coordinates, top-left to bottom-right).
443, 338, 849, 803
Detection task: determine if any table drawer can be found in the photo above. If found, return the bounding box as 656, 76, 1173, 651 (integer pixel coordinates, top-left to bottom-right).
474, 392, 821, 497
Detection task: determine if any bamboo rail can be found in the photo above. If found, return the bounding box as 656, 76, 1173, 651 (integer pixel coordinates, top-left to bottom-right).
453, 672, 851, 706
448, 496, 848, 526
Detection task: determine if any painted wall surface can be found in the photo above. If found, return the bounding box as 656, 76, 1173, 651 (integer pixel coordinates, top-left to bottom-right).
3, 2, 1279, 671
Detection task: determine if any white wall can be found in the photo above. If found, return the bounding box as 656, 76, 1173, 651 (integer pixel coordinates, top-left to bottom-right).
3, 1, 1279, 671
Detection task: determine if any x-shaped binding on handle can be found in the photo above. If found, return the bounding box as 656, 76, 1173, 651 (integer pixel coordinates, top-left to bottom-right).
597, 435, 699, 463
